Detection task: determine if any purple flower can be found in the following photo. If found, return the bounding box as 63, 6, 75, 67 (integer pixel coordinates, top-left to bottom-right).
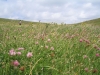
27, 52, 33, 58
83, 55, 88, 59
45, 45, 49, 49
50, 47, 54, 50
80, 39, 83, 42
9, 49, 16, 56
47, 39, 51, 42
18, 47, 24, 50
84, 68, 89, 72
12, 60, 20, 66
16, 52, 21, 55
96, 53, 100, 57
35, 41, 39, 45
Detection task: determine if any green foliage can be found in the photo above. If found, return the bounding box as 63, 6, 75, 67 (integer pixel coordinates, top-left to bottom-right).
0, 18, 100, 75
76, 18, 100, 26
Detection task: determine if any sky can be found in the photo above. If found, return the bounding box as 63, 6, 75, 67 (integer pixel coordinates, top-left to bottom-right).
0, 0, 100, 24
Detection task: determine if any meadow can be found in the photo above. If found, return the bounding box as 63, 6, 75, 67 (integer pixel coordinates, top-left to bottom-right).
0, 18, 100, 75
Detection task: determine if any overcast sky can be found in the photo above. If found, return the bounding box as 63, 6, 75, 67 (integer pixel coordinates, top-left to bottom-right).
0, 0, 100, 24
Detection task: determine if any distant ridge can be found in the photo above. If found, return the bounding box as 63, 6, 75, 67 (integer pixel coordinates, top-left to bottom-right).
77, 18, 100, 25
0, 17, 100, 25
0, 18, 46, 25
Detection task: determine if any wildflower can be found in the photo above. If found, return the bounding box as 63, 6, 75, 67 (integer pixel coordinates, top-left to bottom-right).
16, 52, 21, 55
83, 55, 88, 59
20, 66, 25, 71
84, 39, 90, 44
71, 35, 75, 38
97, 48, 100, 50
92, 69, 98, 73
6, 36, 10, 39
27, 52, 33, 58
50, 47, 54, 50
22, 34, 25, 37
18, 47, 24, 50
80, 39, 83, 42
13, 60, 20, 66
96, 53, 99, 57
84, 68, 89, 72
9, 49, 16, 56
93, 45, 100, 50
35, 41, 39, 45
47, 39, 51, 42
65, 34, 70, 38
45, 45, 48, 49
93, 45, 98, 49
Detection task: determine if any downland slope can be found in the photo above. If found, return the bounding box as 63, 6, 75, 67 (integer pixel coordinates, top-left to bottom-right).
0, 18, 100, 75
76, 18, 100, 26
0, 18, 39, 25
0, 17, 100, 26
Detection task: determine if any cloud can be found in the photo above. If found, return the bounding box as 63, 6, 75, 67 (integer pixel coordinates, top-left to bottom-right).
0, 0, 100, 24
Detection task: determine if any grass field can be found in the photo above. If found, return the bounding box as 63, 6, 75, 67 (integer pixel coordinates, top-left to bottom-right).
0, 18, 100, 75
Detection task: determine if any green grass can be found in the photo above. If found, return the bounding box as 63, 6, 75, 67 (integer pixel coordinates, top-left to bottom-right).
76, 18, 100, 26
0, 18, 100, 75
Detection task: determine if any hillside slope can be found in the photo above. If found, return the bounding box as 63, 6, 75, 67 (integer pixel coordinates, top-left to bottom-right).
0, 18, 42, 25
0, 17, 100, 25
77, 18, 100, 26
0, 17, 100, 75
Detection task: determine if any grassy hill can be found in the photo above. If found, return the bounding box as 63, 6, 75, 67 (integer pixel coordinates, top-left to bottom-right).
0, 18, 100, 75
0, 18, 39, 25
0, 17, 100, 25
0, 18, 52, 26
76, 18, 100, 26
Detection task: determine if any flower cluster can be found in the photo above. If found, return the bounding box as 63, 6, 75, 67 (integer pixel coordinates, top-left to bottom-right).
9, 48, 33, 69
